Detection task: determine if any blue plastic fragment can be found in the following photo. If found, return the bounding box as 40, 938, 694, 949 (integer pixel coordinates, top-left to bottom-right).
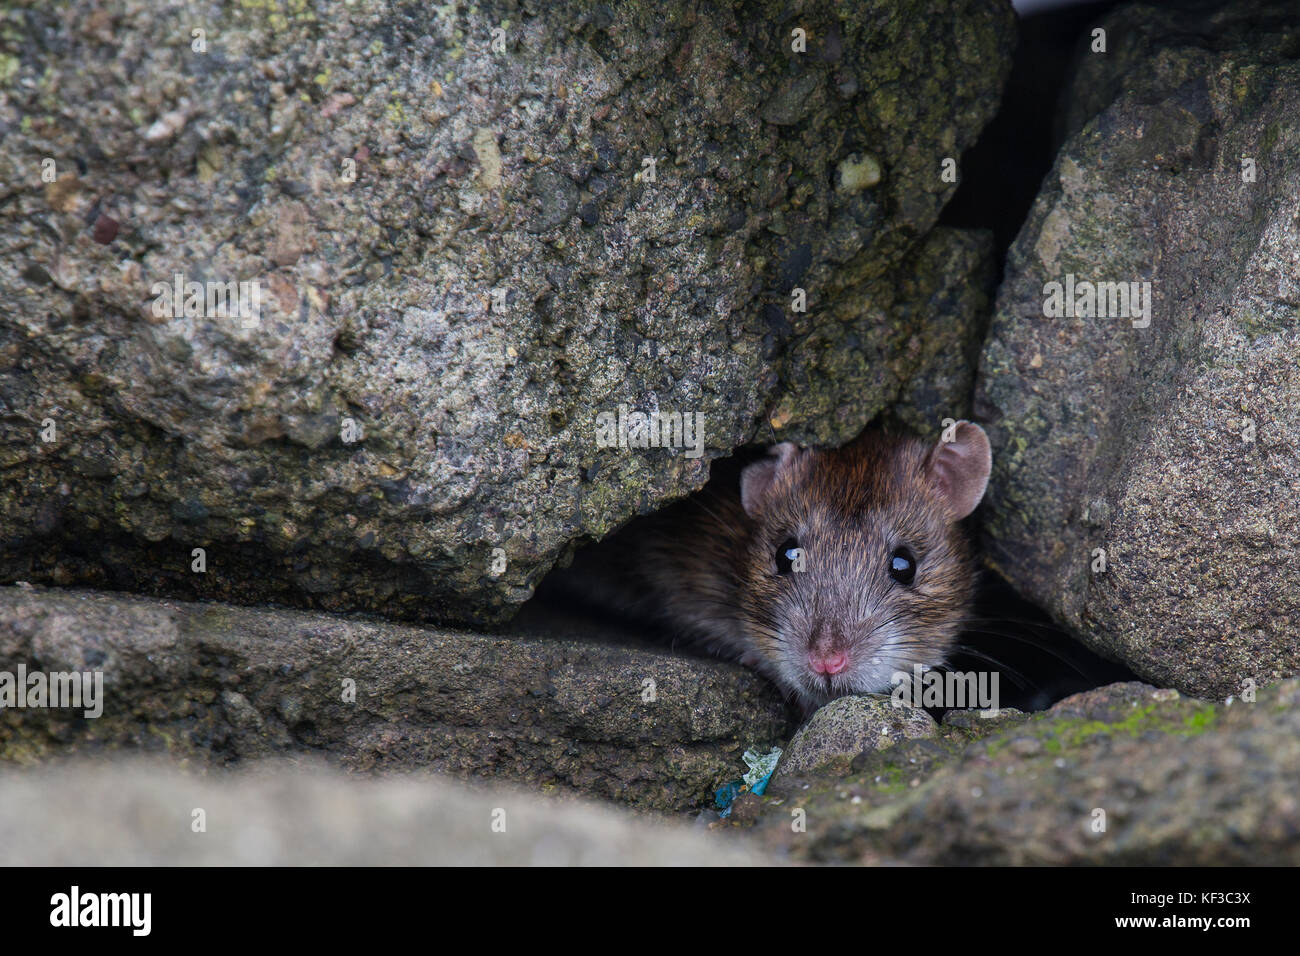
714, 780, 743, 812
742, 747, 782, 796
714, 747, 783, 817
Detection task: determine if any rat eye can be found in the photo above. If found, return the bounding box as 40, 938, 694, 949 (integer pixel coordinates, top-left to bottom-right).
888, 547, 916, 586
775, 537, 800, 575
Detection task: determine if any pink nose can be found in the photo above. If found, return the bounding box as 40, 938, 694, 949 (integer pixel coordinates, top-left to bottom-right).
810, 652, 848, 676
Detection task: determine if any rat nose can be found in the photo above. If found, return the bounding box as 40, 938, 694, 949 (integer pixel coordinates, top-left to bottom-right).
809, 651, 848, 676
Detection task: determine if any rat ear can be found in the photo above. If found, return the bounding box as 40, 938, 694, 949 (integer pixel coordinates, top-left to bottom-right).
925, 421, 991, 521
740, 442, 801, 517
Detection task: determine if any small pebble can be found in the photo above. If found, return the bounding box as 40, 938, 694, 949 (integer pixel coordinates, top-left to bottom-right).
92, 214, 119, 244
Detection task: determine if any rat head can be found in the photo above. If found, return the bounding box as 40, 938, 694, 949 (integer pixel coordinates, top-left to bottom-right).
735, 422, 992, 709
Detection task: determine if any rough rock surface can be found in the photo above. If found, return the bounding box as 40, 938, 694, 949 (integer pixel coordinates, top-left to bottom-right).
975, 2, 1300, 696
773, 694, 937, 780
0, 758, 768, 865
15, 675, 1296, 866
0, 586, 793, 812
0, 0, 1011, 625
745, 679, 1300, 864
7, 584, 1298, 865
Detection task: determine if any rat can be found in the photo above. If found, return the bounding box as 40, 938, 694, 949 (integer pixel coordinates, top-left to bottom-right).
543, 421, 992, 711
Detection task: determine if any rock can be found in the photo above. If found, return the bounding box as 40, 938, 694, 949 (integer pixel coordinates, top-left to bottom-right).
526, 167, 580, 234
1060, 2, 1300, 145
835, 153, 882, 194
939, 706, 1027, 741
0, 0, 1013, 626
773, 696, 937, 780
0, 586, 792, 812
0, 758, 770, 865
747, 679, 1300, 864
974, 1, 1300, 696
726, 791, 766, 825
882, 229, 995, 436
762, 74, 823, 126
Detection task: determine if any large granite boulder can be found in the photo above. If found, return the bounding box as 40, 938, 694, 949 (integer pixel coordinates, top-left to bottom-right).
0, 0, 1012, 625
747, 679, 1300, 864
0, 585, 792, 812
975, 1, 1300, 697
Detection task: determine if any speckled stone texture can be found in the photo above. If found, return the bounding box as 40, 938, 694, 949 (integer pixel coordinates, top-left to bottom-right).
0, 0, 1011, 625
773, 694, 937, 780
0, 585, 792, 812
976, 1, 1300, 697
749, 679, 1300, 864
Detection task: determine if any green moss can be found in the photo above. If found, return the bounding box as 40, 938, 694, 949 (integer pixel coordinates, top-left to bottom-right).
1052, 701, 1218, 750
871, 765, 909, 794
982, 735, 1011, 757
1057, 702, 1160, 743
979, 699, 1221, 762
0, 53, 19, 85
1181, 704, 1217, 733
1261, 121, 1281, 157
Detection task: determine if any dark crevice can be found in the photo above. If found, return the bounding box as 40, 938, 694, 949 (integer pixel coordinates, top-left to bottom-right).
940, 2, 1124, 267
943, 574, 1138, 714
